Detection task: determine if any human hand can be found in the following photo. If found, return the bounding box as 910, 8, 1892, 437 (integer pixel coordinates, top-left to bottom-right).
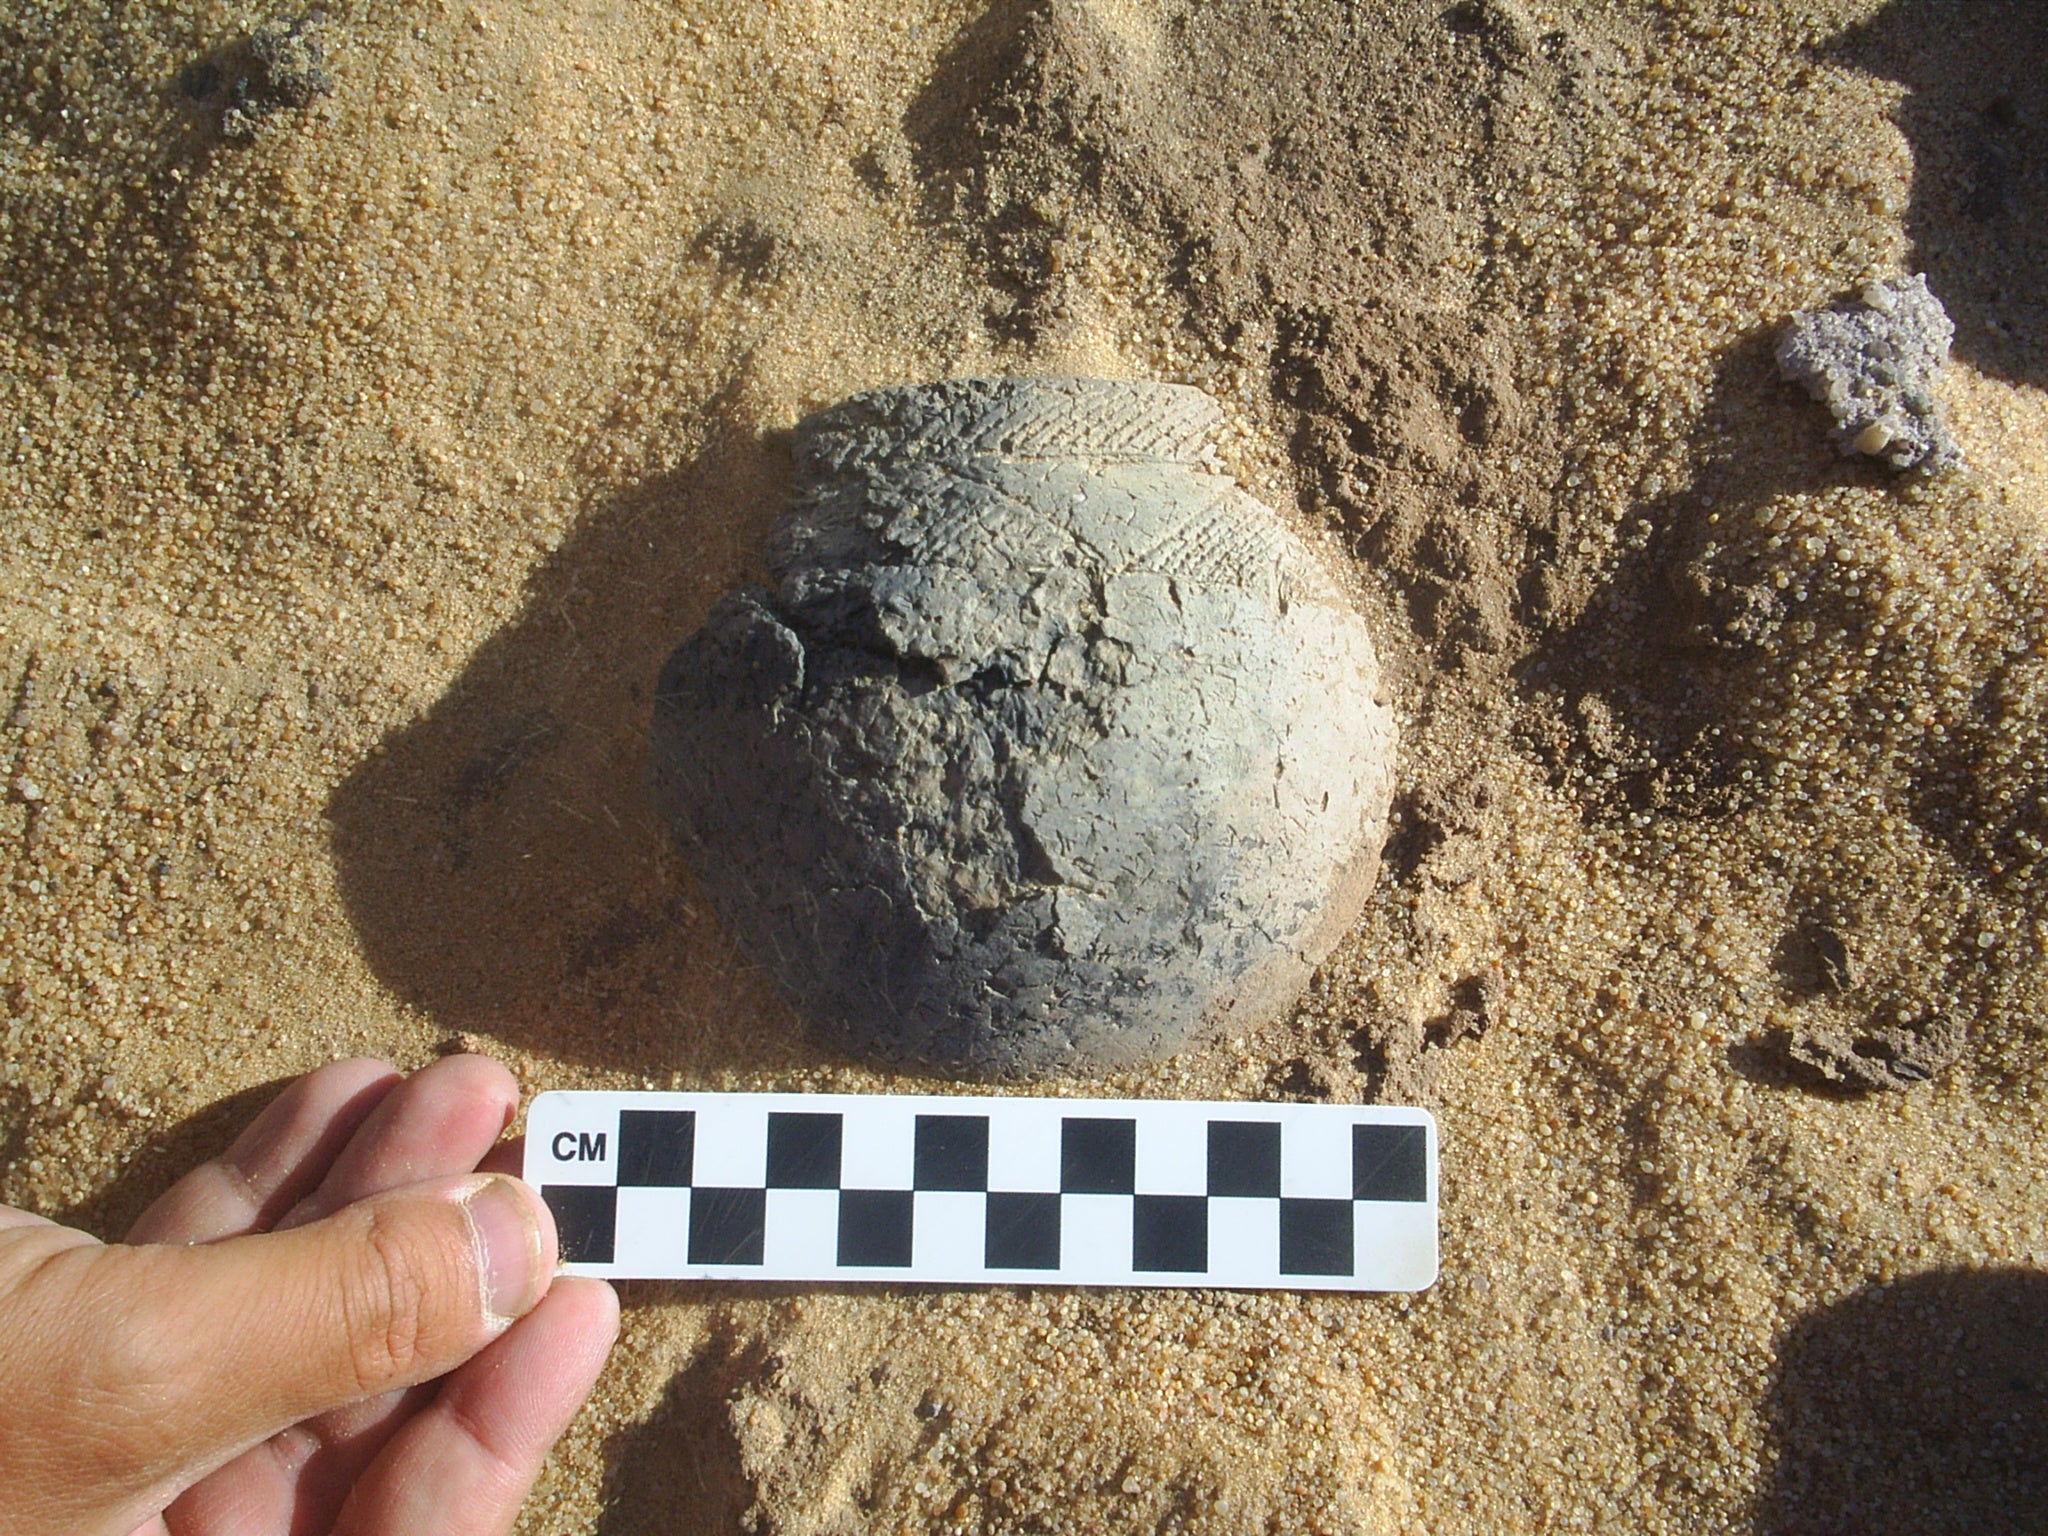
0, 1055, 620, 1536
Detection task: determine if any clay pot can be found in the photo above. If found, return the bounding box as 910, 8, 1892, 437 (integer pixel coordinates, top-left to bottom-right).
649, 377, 1397, 1078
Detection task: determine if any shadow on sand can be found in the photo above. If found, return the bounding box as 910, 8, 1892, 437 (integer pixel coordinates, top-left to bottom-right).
592, 1310, 767, 1535
1830, 0, 2046, 387
324, 418, 825, 1081
1756, 1268, 2048, 1534
53, 1076, 293, 1240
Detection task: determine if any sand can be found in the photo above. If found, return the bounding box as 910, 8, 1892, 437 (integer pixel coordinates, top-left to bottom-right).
2, 0, 2044, 1530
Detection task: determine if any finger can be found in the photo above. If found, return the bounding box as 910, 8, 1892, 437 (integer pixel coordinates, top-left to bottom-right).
127, 1060, 403, 1245
276, 1055, 520, 1231
49, 1173, 557, 1516
170, 1283, 605, 1536
166, 1064, 529, 1534
330, 1278, 620, 1536
477, 1134, 524, 1179
160, 1384, 435, 1536
0, 1223, 134, 1530
0, 1204, 61, 1234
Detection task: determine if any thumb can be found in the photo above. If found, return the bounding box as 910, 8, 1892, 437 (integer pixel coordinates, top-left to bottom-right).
47, 1174, 557, 1519
145, 1173, 558, 1433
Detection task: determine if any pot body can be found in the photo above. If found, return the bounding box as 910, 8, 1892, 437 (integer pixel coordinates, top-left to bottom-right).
649, 377, 1398, 1078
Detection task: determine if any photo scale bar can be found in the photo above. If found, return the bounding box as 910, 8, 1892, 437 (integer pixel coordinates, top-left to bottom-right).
525, 1091, 1437, 1293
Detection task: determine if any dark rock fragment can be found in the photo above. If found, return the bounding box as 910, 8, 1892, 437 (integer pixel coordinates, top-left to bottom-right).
1788, 1012, 1966, 1091
208, 13, 335, 140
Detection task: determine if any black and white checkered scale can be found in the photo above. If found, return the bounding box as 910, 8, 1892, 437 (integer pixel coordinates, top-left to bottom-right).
526, 1092, 1437, 1292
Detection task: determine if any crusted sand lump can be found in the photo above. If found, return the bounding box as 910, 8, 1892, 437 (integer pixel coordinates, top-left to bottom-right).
1775, 273, 1961, 472
649, 377, 1397, 1077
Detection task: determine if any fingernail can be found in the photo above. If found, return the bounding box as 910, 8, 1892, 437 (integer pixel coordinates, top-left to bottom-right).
462, 1175, 547, 1325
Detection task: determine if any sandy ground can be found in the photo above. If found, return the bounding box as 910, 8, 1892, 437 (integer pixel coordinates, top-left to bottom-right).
3, 0, 2045, 1530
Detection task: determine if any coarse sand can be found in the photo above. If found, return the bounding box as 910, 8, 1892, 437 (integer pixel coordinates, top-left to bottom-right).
2, 1, 2044, 1531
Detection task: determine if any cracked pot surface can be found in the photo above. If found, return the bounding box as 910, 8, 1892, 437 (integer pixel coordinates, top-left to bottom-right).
649, 376, 1397, 1076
